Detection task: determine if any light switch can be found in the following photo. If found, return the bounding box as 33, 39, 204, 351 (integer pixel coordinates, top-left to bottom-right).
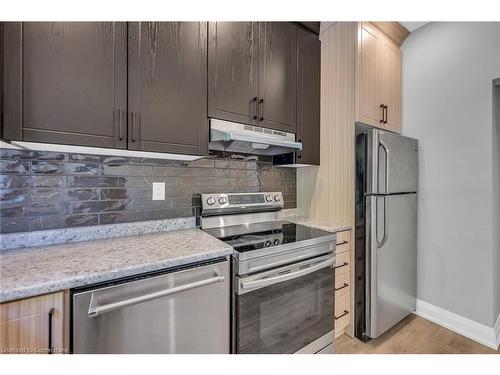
152, 182, 166, 200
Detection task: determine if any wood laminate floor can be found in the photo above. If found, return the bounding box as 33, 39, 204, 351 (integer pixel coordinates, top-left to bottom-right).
335, 314, 499, 354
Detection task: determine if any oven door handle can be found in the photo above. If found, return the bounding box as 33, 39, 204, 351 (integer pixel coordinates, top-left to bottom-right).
238, 257, 335, 293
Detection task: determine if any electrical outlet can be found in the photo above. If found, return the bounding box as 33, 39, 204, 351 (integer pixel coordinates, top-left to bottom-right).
152, 182, 166, 200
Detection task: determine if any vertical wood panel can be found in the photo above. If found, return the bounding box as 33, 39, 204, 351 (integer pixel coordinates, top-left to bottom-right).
297, 22, 356, 227
296, 22, 357, 338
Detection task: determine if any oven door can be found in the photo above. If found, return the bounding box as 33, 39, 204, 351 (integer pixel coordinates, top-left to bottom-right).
234, 253, 335, 354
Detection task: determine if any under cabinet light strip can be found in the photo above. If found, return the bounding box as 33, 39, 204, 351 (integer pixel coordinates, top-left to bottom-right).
0, 140, 202, 161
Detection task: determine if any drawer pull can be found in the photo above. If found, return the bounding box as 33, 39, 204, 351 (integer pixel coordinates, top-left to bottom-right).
48, 308, 55, 354
334, 310, 349, 320
334, 262, 349, 270
335, 283, 349, 292
336, 241, 349, 246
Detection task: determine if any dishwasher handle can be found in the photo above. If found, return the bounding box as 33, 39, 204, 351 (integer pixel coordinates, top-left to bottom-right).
88, 270, 225, 318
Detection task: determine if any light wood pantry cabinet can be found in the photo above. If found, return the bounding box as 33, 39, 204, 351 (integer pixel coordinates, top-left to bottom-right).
356, 22, 405, 133
0, 292, 68, 354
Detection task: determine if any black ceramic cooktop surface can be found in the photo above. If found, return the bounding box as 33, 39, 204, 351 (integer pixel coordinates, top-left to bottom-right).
204, 221, 334, 253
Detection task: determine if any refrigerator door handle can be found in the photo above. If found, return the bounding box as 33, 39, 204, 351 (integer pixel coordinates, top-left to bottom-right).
376, 196, 388, 248
378, 140, 390, 193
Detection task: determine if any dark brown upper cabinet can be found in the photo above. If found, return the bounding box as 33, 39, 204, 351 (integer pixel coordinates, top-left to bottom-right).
208, 22, 259, 126
128, 22, 208, 156
1, 22, 208, 156
258, 22, 297, 133
1, 22, 128, 148
208, 22, 297, 133
296, 27, 320, 165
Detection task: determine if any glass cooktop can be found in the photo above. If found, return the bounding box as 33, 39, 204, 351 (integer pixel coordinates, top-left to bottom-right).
203, 221, 334, 253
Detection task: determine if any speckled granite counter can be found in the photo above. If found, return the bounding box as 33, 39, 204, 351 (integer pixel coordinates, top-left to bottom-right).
278, 209, 351, 233
0, 228, 233, 303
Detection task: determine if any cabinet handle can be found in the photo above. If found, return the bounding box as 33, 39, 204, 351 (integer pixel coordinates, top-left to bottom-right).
259, 98, 264, 121
336, 240, 349, 246
119, 110, 124, 141
131, 113, 136, 142
48, 308, 55, 354
384, 105, 388, 124
334, 261, 349, 270
334, 310, 349, 320
380, 104, 385, 124
335, 283, 349, 292
252, 97, 258, 120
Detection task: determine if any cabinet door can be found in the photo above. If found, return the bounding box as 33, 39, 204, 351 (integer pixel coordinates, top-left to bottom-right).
128, 22, 208, 156
258, 22, 297, 133
208, 22, 259, 125
296, 28, 320, 165
357, 22, 383, 128
0, 292, 66, 354
2, 22, 127, 148
380, 35, 402, 133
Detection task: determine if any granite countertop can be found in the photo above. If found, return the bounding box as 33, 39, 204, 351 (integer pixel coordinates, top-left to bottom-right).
0, 228, 233, 303
278, 209, 351, 233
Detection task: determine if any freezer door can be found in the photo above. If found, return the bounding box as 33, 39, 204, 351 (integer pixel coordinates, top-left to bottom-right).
367, 130, 418, 194
366, 194, 417, 339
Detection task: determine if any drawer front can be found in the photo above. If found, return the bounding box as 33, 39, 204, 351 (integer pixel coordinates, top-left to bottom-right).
336, 230, 351, 245
336, 242, 350, 254
334, 271, 350, 298
335, 292, 350, 317
335, 251, 350, 275
334, 292, 350, 337
334, 311, 350, 337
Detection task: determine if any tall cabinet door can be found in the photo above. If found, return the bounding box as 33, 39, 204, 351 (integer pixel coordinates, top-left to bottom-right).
2, 22, 127, 148
128, 22, 208, 156
380, 36, 402, 133
296, 27, 320, 165
258, 22, 297, 133
208, 22, 259, 125
357, 22, 382, 128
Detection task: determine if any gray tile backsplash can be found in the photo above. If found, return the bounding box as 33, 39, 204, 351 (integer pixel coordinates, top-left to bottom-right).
0, 149, 296, 234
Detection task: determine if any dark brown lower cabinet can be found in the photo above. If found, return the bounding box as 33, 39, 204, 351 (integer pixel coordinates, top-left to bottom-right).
2, 22, 128, 149
296, 27, 321, 165
127, 22, 208, 156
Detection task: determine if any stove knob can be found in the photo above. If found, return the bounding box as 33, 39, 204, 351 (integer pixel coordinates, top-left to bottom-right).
265, 240, 272, 247
274, 195, 281, 202
265, 195, 273, 202
218, 197, 227, 205
274, 239, 280, 245
206, 197, 216, 206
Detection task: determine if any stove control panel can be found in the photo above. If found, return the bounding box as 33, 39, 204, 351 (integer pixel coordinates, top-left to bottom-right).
201, 192, 284, 214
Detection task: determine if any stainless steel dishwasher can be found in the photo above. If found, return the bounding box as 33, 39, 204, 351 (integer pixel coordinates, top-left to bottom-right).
72, 259, 229, 353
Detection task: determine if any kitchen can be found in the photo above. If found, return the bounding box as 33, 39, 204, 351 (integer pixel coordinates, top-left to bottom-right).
1, 0, 499, 372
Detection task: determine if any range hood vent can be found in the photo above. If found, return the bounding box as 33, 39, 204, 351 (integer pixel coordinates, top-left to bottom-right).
209, 119, 302, 156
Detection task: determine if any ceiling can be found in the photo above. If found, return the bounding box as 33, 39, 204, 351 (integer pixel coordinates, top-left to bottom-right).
400, 22, 430, 32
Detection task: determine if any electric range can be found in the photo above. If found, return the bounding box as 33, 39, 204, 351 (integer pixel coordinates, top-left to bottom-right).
200, 192, 336, 354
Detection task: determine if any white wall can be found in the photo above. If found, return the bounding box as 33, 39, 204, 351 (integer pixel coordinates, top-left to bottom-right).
401, 22, 500, 327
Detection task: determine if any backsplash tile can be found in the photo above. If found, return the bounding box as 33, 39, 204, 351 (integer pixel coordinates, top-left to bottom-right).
0, 149, 296, 234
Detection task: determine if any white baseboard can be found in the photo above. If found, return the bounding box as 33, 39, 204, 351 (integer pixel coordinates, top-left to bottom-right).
495, 313, 500, 349
415, 299, 499, 350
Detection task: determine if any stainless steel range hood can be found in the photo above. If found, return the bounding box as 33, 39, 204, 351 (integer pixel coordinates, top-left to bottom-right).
209, 119, 302, 156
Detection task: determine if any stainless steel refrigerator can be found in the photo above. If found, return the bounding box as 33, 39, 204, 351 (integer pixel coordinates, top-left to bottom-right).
355, 127, 418, 341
